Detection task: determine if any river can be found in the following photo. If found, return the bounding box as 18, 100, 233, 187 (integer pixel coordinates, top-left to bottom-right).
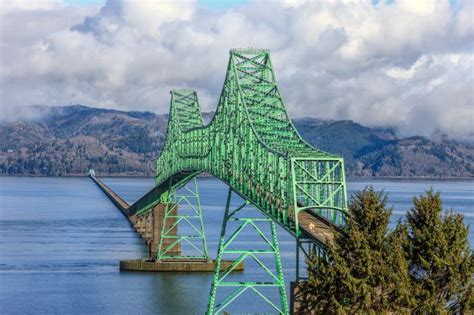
0, 177, 472, 314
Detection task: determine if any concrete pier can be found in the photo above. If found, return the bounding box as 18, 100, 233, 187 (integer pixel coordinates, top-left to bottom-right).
89, 174, 180, 256
89, 173, 243, 273
120, 259, 244, 273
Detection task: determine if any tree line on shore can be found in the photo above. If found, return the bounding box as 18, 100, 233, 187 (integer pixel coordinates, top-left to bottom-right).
2, 105, 473, 177
300, 188, 473, 314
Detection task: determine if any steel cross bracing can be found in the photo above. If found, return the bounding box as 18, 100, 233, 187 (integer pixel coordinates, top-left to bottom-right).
126, 49, 348, 313
207, 188, 288, 314
131, 49, 347, 240
157, 177, 208, 261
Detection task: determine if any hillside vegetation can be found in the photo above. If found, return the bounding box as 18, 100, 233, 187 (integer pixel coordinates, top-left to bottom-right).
1, 105, 473, 177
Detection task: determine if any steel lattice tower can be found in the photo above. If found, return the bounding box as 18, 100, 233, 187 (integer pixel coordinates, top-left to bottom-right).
125, 49, 347, 314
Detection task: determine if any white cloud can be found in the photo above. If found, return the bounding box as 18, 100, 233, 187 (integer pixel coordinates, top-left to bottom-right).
0, 0, 64, 13
0, 0, 473, 140
385, 56, 430, 80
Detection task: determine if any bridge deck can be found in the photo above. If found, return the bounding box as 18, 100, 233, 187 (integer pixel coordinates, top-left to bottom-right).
89, 175, 129, 215
298, 211, 334, 245
90, 175, 335, 246
89, 175, 247, 273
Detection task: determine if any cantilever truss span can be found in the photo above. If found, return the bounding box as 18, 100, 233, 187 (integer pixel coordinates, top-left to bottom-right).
129, 48, 347, 243
122, 49, 348, 313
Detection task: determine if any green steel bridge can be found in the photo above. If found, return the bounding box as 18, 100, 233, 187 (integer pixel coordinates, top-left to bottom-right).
94, 49, 347, 314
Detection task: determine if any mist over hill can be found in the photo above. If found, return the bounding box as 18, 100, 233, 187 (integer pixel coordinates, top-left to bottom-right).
1, 105, 472, 177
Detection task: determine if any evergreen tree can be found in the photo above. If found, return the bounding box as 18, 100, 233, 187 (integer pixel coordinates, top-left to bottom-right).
403, 190, 473, 313
301, 187, 412, 314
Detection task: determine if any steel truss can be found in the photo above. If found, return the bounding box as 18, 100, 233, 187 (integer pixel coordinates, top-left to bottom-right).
126, 49, 348, 312
207, 187, 288, 314
157, 177, 208, 261
132, 49, 347, 240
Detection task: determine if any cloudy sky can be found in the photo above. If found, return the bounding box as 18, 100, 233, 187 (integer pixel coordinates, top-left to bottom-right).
1, 0, 473, 139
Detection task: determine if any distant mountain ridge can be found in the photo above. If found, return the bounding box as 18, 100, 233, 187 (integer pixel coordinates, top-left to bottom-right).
1, 105, 473, 177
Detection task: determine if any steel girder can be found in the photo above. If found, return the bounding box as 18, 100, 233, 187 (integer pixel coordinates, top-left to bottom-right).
129, 48, 349, 314
207, 188, 288, 314
136, 49, 347, 240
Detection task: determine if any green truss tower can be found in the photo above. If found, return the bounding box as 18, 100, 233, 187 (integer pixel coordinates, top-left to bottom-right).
127, 49, 348, 314
157, 177, 208, 261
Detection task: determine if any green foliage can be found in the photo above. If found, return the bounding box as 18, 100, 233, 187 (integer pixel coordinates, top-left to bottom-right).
403, 190, 473, 313
301, 187, 411, 314
1, 106, 473, 177
301, 188, 473, 314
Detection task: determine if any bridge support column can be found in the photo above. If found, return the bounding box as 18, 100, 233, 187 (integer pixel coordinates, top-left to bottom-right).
207, 188, 288, 315
145, 214, 152, 243
136, 216, 145, 236
157, 177, 208, 261
149, 203, 181, 258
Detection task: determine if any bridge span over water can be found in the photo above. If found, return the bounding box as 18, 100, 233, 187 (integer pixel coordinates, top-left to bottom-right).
91, 48, 348, 314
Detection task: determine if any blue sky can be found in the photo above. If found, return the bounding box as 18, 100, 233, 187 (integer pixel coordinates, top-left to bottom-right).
65, 0, 248, 6
65, 0, 462, 10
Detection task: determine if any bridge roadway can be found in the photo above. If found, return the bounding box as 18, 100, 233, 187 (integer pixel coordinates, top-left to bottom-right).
89, 174, 244, 273
90, 174, 129, 215
89, 49, 347, 313
90, 173, 337, 247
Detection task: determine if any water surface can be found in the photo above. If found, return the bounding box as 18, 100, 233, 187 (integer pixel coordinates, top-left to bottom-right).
0, 177, 472, 314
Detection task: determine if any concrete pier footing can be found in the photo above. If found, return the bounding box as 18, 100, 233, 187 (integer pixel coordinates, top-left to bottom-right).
120, 259, 244, 272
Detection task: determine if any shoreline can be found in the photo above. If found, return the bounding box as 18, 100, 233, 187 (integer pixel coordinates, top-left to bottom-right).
1, 174, 473, 180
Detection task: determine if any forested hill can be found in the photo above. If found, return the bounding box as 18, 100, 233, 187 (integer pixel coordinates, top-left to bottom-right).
1, 105, 473, 177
